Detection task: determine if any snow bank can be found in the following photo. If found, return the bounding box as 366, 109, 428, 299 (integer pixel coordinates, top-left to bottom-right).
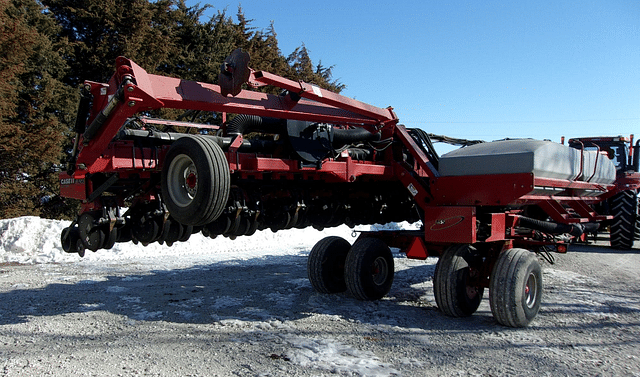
0, 216, 420, 265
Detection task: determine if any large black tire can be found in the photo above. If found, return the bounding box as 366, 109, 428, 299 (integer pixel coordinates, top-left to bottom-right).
634, 191, 640, 241
610, 190, 637, 249
433, 244, 485, 317
161, 136, 230, 226
344, 238, 394, 301
489, 248, 542, 327
307, 236, 351, 294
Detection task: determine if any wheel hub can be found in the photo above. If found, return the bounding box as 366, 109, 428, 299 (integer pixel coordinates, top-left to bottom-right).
371, 256, 389, 286
525, 272, 538, 309
166, 154, 198, 207
186, 170, 197, 193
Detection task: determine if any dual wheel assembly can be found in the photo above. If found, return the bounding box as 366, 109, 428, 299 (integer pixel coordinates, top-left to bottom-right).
433, 244, 542, 327
307, 236, 395, 301
308, 237, 542, 327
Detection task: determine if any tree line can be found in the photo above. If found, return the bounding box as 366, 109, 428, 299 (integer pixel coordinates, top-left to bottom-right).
0, 0, 344, 219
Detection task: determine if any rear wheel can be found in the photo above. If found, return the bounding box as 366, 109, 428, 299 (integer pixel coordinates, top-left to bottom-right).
162, 136, 230, 226
307, 236, 351, 293
489, 248, 542, 327
344, 238, 394, 301
433, 244, 485, 317
610, 190, 637, 249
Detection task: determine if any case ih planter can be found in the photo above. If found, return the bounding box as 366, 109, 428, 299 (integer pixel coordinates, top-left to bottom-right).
59, 49, 637, 327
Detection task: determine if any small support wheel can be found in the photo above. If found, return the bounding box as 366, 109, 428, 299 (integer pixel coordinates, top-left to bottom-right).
307, 236, 351, 294
489, 248, 542, 327
344, 238, 394, 301
162, 136, 230, 226
433, 244, 485, 317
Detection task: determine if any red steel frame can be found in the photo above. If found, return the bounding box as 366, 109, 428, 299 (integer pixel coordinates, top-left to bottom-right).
61, 56, 622, 259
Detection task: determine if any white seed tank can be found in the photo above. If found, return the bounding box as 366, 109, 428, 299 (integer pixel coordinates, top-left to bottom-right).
438, 139, 616, 185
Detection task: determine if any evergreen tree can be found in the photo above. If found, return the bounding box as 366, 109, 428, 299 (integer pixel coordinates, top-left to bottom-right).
41, 0, 178, 86
0, 0, 77, 218
0, 0, 346, 219
287, 44, 345, 93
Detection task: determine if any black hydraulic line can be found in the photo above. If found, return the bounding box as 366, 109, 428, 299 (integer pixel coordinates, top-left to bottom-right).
75, 87, 93, 134
517, 216, 599, 237
67, 86, 95, 174
582, 222, 601, 234
427, 133, 485, 147
346, 148, 372, 160
408, 128, 440, 170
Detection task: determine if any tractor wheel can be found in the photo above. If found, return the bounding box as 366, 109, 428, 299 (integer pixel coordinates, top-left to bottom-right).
609, 190, 637, 249
307, 236, 351, 294
162, 136, 230, 227
433, 244, 485, 317
344, 238, 394, 301
634, 192, 640, 241
489, 248, 542, 327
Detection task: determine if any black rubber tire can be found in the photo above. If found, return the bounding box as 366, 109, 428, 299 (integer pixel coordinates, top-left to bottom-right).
162, 136, 230, 227
307, 236, 351, 294
433, 244, 485, 317
489, 248, 542, 327
610, 190, 637, 249
344, 238, 394, 301
634, 191, 640, 241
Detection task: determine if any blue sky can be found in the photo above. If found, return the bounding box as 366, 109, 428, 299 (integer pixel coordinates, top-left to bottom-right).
187, 0, 639, 153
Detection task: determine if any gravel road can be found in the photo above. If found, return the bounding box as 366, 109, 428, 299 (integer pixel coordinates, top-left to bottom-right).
1, 239, 639, 376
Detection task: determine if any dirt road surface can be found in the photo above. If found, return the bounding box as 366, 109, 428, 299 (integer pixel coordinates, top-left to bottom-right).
1, 240, 639, 376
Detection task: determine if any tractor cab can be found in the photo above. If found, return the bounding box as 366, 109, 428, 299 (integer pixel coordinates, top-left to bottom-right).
567, 136, 639, 174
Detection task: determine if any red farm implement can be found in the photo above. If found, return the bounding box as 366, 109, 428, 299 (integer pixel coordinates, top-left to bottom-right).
59, 49, 631, 327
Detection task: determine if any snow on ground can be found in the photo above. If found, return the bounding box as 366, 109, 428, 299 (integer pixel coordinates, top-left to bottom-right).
0, 216, 421, 376
0, 215, 418, 267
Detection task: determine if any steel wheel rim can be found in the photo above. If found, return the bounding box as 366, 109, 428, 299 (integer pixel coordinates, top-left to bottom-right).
524, 272, 538, 309
167, 154, 198, 208
371, 256, 389, 286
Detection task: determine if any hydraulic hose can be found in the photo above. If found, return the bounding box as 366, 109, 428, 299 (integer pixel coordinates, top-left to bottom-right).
517, 216, 599, 237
